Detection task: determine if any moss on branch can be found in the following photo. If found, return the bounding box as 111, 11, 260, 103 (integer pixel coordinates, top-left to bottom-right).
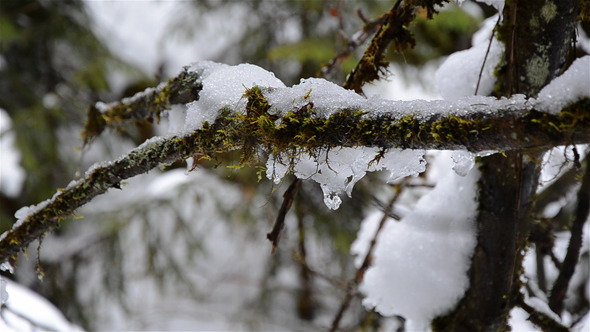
82, 68, 203, 144
1, 85, 589, 264
343, 0, 450, 92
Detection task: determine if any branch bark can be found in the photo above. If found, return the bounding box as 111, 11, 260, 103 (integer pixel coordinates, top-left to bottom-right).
1, 82, 589, 264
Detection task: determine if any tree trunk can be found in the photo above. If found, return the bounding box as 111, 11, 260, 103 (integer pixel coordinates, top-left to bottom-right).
433, 1, 580, 330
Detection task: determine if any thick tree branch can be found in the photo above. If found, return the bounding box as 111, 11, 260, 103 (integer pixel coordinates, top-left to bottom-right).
434, 1, 583, 330
1, 80, 589, 264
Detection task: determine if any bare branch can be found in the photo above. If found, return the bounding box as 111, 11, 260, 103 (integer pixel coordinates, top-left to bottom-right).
267, 178, 301, 254
549, 155, 590, 313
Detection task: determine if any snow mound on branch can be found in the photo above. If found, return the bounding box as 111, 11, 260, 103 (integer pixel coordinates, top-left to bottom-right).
179, 61, 286, 133
352, 152, 479, 330
535, 56, 590, 114
266, 77, 367, 118
0, 277, 82, 331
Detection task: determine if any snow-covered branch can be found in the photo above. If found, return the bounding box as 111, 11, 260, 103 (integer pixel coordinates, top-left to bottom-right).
1, 61, 589, 264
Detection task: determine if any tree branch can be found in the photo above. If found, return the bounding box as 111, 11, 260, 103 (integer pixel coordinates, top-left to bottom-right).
343, 0, 450, 92
82, 68, 203, 144
0, 79, 589, 264
548, 154, 590, 313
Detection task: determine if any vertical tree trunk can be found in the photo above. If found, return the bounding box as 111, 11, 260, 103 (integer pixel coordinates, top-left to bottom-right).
433, 1, 580, 330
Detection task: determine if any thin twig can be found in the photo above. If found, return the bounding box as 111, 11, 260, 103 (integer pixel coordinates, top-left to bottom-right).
474, 14, 501, 95
518, 296, 569, 331
330, 185, 403, 332
319, 9, 387, 78
291, 251, 349, 291
548, 156, 590, 313
267, 178, 301, 254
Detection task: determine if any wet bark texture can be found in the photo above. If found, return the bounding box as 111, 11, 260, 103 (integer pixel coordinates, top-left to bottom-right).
433, 1, 580, 331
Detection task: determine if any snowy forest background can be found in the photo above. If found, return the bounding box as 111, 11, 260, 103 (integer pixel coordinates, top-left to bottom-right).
0, 0, 589, 331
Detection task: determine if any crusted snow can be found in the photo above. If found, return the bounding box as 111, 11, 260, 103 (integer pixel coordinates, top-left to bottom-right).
266, 77, 366, 118
351, 152, 480, 329
181, 61, 286, 133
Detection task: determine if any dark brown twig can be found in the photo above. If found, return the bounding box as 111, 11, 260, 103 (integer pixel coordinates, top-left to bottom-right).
548, 155, 590, 313
266, 178, 301, 254
330, 186, 403, 332
518, 296, 569, 331
319, 9, 387, 78
474, 15, 502, 95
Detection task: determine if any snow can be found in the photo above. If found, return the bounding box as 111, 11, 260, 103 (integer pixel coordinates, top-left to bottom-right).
180, 61, 286, 133
456, 0, 505, 12
475, 0, 505, 12
435, 15, 504, 100
266, 77, 366, 118
578, 25, 590, 55
0, 109, 26, 198
267, 148, 425, 210
534, 56, 590, 114
173, 60, 542, 209
0, 277, 82, 331
352, 152, 480, 329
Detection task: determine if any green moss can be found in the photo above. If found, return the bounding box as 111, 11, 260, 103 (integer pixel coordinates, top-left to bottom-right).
81, 68, 202, 144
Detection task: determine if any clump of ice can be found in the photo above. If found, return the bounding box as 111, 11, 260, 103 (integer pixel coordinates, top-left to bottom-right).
451, 150, 476, 176
534, 56, 590, 114
352, 152, 480, 329
0, 262, 14, 275
435, 15, 504, 100
267, 148, 425, 210
181, 61, 286, 133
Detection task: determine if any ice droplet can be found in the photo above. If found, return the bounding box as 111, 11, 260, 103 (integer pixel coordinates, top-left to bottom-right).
0, 262, 14, 274
323, 191, 342, 210
451, 151, 475, 177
